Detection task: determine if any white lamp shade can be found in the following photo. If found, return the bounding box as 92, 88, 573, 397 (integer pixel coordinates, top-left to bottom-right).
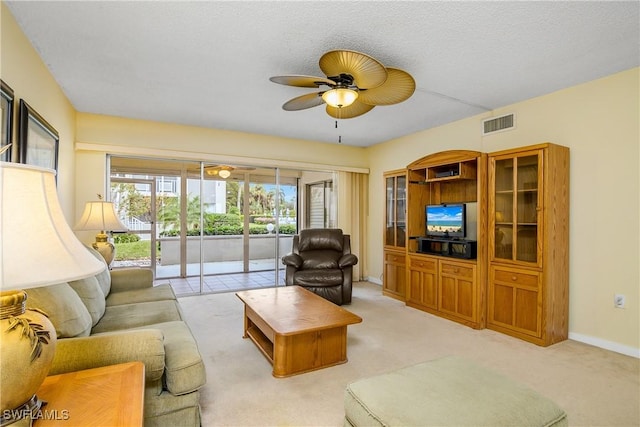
74, 201, 128, 232
322, 88, 358, 108
0, 162, 105, 290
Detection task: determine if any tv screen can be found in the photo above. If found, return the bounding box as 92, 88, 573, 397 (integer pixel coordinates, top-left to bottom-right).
426, 204, 466, 238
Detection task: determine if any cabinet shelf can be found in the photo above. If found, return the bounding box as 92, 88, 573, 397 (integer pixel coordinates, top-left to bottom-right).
425, 160, 477, 182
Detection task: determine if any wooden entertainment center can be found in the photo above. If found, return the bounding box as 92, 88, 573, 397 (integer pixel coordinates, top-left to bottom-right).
383, 143, 569, 346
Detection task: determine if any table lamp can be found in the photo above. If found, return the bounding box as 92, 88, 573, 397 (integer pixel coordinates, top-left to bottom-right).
0, 162, 105, 426
74, 196, 128, 267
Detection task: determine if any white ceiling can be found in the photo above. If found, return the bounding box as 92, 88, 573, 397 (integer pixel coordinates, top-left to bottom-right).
5, 1, 639, 147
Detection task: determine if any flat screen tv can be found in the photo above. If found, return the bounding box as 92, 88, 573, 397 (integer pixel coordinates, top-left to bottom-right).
425, 203, 466, 238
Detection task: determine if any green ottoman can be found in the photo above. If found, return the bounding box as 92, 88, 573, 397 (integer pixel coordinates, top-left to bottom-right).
344, 356, 567, 427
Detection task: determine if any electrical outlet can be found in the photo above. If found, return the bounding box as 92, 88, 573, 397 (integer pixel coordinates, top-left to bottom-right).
614, 294, 625, 309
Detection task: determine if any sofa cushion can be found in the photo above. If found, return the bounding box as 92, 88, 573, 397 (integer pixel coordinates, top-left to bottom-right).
298, 228, 344, 252
51, 328, 166, 384
68, 275, 106, 326
144, 389, 201, 426
110, 268, 154, 293
84, 245, 111, 296
106, 283, 176, 307
91, 300, 183, 334
300, 250, 341, 269
134, 321, 207, 395
294, 269, 343, 286
26, 283, 92, 338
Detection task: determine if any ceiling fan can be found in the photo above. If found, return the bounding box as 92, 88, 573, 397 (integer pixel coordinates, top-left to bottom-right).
203, 165, 254, 179
270, 49, 416, 119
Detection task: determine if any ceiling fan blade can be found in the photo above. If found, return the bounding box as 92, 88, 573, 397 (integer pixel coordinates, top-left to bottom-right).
357, 68, 416, 106
270, 75, 336, 88
326, 100, 375, 119
319, 50, 387, 89
282, 92, 325, 111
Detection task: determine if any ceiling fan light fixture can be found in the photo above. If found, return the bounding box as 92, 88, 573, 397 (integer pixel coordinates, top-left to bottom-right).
322, 88, 358, 108
204, 165, 233, 178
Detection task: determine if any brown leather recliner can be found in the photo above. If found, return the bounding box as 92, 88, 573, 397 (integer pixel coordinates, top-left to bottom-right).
281, 228, 358, 305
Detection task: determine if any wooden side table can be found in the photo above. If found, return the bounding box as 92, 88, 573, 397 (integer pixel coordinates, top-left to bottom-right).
33, 361, 145, 426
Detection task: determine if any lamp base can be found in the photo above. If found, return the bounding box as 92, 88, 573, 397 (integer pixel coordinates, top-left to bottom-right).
0, 291, 56, 427
0, 395, 45, 427
92, 232, 115, 267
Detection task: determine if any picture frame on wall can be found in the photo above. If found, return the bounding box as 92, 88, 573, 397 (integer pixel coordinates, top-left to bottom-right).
1, 80, 14, 162
18, 99, 59, 173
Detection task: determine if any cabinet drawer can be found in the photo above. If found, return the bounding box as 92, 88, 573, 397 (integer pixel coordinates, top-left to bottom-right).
385, 252, 406, 265
440, 262, 474, 278
409, 256, 436, 271
493, 268, 539, 288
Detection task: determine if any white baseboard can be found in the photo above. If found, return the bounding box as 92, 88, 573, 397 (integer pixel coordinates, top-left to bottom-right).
569, 332, 640, 359
366, 276, 382, 285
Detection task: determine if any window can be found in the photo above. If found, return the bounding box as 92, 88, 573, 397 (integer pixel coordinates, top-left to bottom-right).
306, 180, 333, 228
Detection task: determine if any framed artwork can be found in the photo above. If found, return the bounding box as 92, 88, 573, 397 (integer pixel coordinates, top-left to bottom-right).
1, 80, 14, 162
18, 100, 59, 172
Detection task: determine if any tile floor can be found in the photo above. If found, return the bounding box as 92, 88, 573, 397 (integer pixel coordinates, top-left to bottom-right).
155, 269, 286, 296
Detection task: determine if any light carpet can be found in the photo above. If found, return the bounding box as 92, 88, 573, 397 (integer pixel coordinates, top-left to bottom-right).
179, 282, 639, 426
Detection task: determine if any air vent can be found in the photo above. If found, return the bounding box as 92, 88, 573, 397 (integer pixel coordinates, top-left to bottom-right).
483, 113, 515, 135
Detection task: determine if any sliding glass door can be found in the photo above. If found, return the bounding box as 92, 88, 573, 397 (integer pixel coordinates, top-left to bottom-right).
109, 156, 305, 294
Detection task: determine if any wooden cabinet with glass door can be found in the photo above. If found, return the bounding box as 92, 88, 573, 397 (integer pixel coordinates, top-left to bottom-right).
383, 170, 407, 300
487, 143, 569, 346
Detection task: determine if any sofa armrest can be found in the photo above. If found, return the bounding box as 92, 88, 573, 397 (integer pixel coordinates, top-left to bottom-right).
110, 268, 154, 293
50, 329, 165, 383
282, 253, 302, 269
338, 253, 358, 268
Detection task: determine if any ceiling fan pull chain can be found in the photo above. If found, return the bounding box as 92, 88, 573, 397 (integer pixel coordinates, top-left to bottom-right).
335, 120, 338, 128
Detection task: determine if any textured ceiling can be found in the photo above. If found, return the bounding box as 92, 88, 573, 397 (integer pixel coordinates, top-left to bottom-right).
5, 1, 639, 147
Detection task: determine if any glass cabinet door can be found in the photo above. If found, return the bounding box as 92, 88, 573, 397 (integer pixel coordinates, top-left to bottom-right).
384, 173, 406, 248
494, 158, 514, 260
385, 177, 395, 246
515, 155, 539, 262
491, 151, 541, 265
396, 175, 406, 248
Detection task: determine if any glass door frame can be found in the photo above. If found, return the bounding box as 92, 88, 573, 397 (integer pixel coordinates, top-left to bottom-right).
110, 176, 157, 272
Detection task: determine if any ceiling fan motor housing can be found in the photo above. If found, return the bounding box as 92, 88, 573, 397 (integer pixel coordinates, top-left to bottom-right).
329, 73, 355, 87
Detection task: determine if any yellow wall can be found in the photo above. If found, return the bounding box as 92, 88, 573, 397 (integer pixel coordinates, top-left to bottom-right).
3, 3, 638, 356
368, 68, 640, 355
1, 2, 77, 216
75, 113, 368, 171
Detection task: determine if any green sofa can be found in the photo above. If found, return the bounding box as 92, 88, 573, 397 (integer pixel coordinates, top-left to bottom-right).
25, 246, 205, 427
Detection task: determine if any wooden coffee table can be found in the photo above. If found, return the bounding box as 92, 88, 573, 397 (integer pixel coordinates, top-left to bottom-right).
236, 286, 362, 377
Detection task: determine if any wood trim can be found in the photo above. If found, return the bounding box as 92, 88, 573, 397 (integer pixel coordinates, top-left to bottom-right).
408, 150, 484, 169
